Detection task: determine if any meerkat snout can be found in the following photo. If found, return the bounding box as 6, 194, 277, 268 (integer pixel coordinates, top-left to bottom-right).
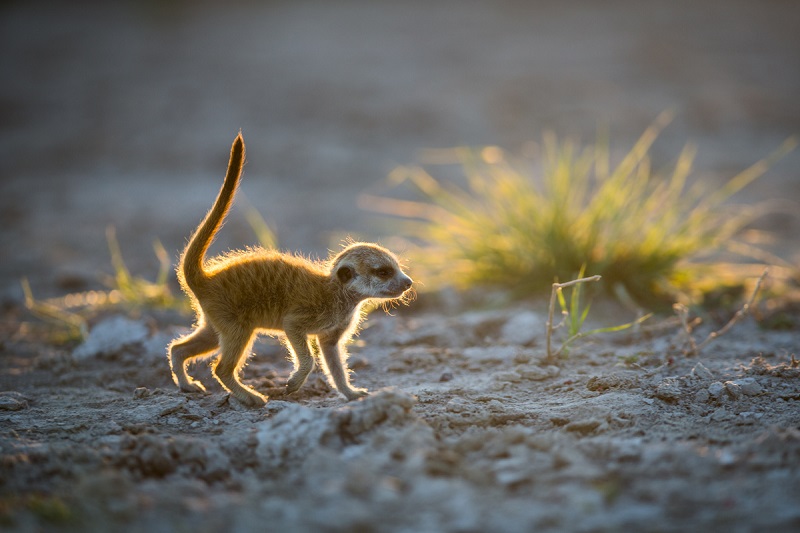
331, 244, 414, 300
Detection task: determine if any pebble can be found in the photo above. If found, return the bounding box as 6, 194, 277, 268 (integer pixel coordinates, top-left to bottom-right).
492, 371, 522, 383
445, 399, 468, 413
724, 381, 743, 400
565, 419, 602, 435
655, 380, 682, 402
710, 407, 729, 421
499, 311, 542, 345
717, 450, 737, 466
708, 382, 726, 399
73, 316, 149, 360
694, 389, 710, 403
0, 396, 27, 411
516, 364, 560, 381
462, 346, 518, 364
691, 362, 714, 380
732, 378, 762, 396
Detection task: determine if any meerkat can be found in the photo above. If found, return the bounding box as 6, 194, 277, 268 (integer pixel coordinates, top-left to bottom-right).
167, 134, 413, 407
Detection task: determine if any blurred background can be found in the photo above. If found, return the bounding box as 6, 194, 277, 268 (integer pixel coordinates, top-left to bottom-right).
1, 0, 798, 299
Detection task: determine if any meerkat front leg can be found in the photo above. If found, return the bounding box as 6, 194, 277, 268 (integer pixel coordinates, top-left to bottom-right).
318, 330, 368, 401
284, 327, 316, 395
168, 324, 219, 393
212, 329, 267, 407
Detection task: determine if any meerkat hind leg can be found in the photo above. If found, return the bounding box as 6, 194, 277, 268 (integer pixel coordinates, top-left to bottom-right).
169, 324, 219, 393
212, 330, 267, 407
284, 329, 316, 395
318, 332, 368, 401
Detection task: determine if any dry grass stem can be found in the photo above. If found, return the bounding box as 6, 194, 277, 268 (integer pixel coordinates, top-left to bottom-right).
678, 268, 768, 356
695, 268, 768, 352
673, 303, 699, 355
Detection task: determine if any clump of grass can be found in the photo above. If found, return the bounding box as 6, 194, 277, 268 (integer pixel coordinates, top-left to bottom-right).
21, 277, 88, 344
20, 226, 189, 343
363, 113, 795, 306
104, 226, 186, 311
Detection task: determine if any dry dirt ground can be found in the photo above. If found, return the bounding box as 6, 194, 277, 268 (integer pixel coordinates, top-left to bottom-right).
2, 302, 800, 532
2, 1, 800, 532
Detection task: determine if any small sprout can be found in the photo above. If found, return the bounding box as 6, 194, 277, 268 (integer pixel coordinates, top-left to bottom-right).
545, 273, 651, 361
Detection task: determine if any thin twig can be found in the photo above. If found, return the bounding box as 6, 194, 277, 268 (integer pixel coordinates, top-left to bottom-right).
676, 268, 768, 356
673, 303, 698, 356
695, 268, 768, 352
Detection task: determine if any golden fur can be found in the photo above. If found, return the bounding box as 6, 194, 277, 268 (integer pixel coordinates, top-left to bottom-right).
168, 134, 413, 407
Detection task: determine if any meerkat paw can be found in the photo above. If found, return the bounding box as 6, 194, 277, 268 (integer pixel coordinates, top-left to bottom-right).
285, 374, 309, 395
175, 376, 207, 394
342, 387, 369, 401
230, 389, 268, 408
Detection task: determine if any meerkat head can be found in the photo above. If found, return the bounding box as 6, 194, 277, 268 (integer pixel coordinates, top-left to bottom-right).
330, 243, 413, 301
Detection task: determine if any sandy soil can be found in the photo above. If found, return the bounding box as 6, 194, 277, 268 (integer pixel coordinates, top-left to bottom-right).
2, 305, 800, 532
2, 1, 800, 531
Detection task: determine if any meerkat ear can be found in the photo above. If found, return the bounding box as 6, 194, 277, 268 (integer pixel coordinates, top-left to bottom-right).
336, 265, 355, 283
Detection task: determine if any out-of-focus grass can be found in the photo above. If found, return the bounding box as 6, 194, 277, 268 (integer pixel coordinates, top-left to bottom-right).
104, 226, 186, 311
362, 114, 795, 307
21, 227, 188, 343
21, 206, 279, 344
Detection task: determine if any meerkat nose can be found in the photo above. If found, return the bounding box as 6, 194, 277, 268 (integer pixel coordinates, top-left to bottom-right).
401, 276, 413, 290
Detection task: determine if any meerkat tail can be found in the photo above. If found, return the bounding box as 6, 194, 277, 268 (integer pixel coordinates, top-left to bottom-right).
179, 133, 245, 293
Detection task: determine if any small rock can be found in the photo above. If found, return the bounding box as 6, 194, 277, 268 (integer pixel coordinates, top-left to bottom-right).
717, 450, 737, 466
724, 381, 743, 400
708, 381, 726, 399
710, 407, 729, 421
565, 419, 602, 435
385, 360, 408, 372
694, 389, 710, 403
73, 316, 149, 360
492, 370, 522, 383
655, 379, 682, 403
462, 346, 518, 364
158, 400, 186, 417
732, 378, 762, 397
0, 395, 27, 411
500, 311, 542, 345
439, 372, 454, 383
512, 351, 533, 364
586, 373, 640, 391
133, 387, 149, 399
445, 398, 468, 413
517, 364, 560, 381
691, 362, 714, 380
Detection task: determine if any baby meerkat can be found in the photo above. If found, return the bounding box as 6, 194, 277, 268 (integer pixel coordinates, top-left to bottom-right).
168, 134, 413, 407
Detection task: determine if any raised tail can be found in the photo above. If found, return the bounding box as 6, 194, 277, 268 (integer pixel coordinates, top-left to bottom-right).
179, 133, 245, 295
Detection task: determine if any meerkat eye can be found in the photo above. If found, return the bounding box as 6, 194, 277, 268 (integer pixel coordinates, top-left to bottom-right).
374, 266, 395, 279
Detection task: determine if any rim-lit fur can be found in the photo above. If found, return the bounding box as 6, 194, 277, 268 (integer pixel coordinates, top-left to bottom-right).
168, 134, 413, 407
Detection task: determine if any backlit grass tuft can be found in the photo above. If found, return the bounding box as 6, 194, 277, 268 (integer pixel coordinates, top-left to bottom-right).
363, 114, 795, 307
